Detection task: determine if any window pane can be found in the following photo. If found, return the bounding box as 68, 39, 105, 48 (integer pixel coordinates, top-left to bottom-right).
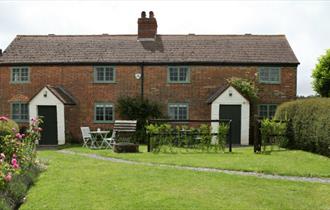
104, 68, 113, 81
169, 68, 178, 81
269, 105, 277, 118
259, 105, 268, 118
259, 68, 269, 81
104, 105, 113, 121
269, 68, 279, 82
178, 106, 187, 120
21, 104, 29, 120
21, 68, 29, 81
96, 68, 104, 81
95, 106, 104, 121
12, 69, 20, 82
169, 106, 177, 120
179, 68, 187, 81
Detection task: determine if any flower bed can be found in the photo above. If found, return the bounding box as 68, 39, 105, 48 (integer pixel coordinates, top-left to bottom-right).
0, 116, 44, 210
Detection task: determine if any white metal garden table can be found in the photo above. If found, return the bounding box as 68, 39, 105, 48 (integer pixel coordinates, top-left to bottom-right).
89, 130, 110, 149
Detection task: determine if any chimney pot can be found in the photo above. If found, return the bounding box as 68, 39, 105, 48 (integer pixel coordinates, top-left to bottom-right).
141, 11, 146, 18
149, 11, 154, 18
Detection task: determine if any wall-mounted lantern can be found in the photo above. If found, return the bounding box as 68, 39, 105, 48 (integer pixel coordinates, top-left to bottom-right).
43, 90, 47, 97
228, 89, 233, 97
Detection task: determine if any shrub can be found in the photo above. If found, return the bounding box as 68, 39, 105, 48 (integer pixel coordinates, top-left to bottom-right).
0, 117, 19, 137
1, 116, 43, 209
216, 123, 229, 152
227, 77, 259, 101
117, 96, 163, 143
260, 118, 286, 153
147, 123, 229, 153
274, 98, 330, 157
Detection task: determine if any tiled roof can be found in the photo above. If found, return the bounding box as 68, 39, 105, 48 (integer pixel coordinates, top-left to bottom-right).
47, 85, 76, 105
0, 34, 299, 65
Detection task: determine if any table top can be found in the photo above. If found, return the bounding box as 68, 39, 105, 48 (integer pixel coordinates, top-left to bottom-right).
90, 131, 110, 134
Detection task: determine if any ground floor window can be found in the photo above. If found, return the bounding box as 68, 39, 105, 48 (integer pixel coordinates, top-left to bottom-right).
11, 102, 29, 122
168, 103, 189, 120
94, 103, 114, 123
258, 104, 277, 118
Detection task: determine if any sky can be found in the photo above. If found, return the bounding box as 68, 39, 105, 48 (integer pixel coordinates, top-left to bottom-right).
0, 1, 329, 96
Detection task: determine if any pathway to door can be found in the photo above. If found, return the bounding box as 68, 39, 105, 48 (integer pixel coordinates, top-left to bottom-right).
58, 150, 330, 184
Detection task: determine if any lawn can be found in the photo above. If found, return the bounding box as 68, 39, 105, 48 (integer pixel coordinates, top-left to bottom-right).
21, 150, 330, 210
66, 145, 330, 178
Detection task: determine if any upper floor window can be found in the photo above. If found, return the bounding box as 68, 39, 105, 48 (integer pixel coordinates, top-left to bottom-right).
168, 103, 189, 120
94, 103, 114, 123
168, 66, 190, 83
11, 102, 29, 122
11, 67, 30, 83
258, 67, 281, 84
258, 104, 277, 119
94, 66, 115, 83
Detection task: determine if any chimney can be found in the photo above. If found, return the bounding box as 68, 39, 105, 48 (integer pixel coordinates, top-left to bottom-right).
138, 11, 158, 41
0, 49, 2, 56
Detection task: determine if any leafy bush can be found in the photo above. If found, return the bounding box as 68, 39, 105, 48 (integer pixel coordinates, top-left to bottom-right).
274, 98, 330, 157
260, 119, 286, 153
117, 96, 163, 143
1, 116, 43, 209
216, 123, 230, 152
227, 77, 259, 101
0, 117, 19, 138
146, 123, 229, 153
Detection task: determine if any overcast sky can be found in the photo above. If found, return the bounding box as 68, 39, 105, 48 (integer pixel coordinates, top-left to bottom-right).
1, 1, 329, 96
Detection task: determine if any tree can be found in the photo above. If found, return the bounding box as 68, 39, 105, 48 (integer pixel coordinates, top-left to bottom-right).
312, 49, 330, 97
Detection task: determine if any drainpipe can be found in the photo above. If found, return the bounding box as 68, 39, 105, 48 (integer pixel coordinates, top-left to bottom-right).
140, 62, 144, 100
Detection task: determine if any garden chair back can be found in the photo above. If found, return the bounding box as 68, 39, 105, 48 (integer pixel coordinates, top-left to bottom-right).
80, 127, 92, 147
113, 120, 137, 143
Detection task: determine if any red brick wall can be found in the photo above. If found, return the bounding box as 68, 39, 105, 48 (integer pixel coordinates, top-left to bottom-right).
0, 65, 297, 142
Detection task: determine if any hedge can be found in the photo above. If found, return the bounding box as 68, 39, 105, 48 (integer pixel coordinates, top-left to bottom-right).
274, 98, 330, 157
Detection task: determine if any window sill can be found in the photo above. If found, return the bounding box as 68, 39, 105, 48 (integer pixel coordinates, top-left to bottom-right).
10, 81, 30, 84
94, 121, 114, 124
258, 81, 281, 85
167, 81, 191, 84
93, 81, 117, 84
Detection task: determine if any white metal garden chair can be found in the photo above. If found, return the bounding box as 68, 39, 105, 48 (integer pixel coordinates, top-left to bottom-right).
80, 127, 92, 148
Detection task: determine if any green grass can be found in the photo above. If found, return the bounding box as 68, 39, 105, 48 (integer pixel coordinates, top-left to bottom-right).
65, 145, 330, 178
21, 151, 330, 210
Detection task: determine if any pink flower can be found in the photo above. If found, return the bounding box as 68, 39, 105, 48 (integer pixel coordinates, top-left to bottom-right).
12, 127, 17, 132
13, 163, 20, 169
31, 117, 37, 122
15, 133, 23, 139
0, 153, 5, 159
38, 127, 43, 131
0, 116, 8, 122
11, 158, 17, 165
4, 173, 12, 182
12, 154, 17, 158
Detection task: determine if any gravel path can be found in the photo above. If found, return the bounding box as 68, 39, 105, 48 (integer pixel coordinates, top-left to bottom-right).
58, 150, 330, 184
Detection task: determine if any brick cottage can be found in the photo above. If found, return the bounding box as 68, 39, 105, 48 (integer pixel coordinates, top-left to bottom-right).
0, 11, 299, 145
